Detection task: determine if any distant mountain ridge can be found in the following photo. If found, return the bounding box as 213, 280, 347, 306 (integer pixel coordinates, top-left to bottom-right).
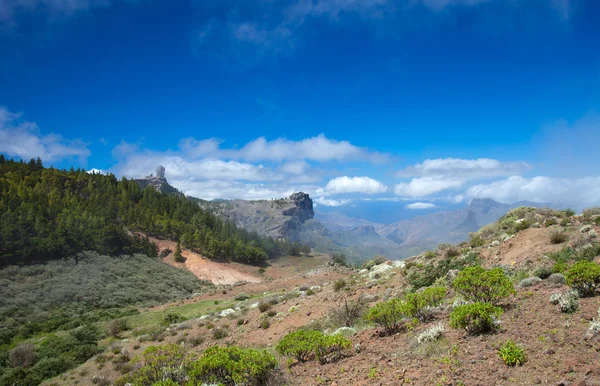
197, 190, 553, 260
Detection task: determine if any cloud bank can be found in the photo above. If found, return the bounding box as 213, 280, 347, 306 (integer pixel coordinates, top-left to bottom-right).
0, 106, 90, 163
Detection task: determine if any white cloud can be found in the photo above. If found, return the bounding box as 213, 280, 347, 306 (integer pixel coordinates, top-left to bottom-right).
0, 106, 90, 163
394, 176, 464, 197
405, 202, 437, 210
113, 154, 279, 182
397, 157, 530, 179
464, 175, 600, 209
325, 176, 388, 195
394, 157, 531, 198
280, 160, 309, 175
315, 197, 352, 207
87, 168, 106, 174
177, 134, 385, 163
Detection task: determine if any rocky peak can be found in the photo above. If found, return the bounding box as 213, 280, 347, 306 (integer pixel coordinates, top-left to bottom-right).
282, 192, 314, 223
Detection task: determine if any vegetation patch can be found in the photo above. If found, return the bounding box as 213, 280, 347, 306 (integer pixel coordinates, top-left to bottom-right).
276, 330, 351, 365
498, 340, 526, 366
452, 266, 515, 304
450, 302, 503, 335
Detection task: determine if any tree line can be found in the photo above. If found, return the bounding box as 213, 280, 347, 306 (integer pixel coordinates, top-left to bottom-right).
0, 156, 297, 266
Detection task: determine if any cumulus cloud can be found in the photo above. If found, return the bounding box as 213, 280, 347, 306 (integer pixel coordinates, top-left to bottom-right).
405, 202, 437, 210
177, 134, 385, 163
0, 106, 90, 163
314, 196, 352, 207
113, 154, 280, 182
464, 175, 600, 210
394, 158, 531, 198
324, 176, 388, 195
396, 157, 530, 179
394, 176, 464, 197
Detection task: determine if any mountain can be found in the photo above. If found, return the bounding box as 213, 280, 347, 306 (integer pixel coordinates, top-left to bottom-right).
198, 192, 315, 241
204, 193, 555, 261
377, 198, 551, 256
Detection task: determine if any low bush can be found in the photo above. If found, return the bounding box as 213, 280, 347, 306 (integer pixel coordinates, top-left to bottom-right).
552, 262, 568, 274
518, 277, 542, 288
547, 273, 566, 285
548, 247, 574, 263
555, 290, 579, 313
333, 279, 347, 292
549, 230, 569, 244
403, 286, 446, 322
115, 344, 191, 386
498, 340, 526, 366
407, 253, 480, 290
328, 296, 367, 328
449, 302, 502, 335
452, 266, 515, 304
416, 323, 445, 345
365, 299, 407, 335
532, 265, 553, 279
257, 301, 272, 313
566, 261, 600, 297
8, 343, 37, 368
188, 345, 279, 386
212, 327, 228, 340
469, 234, 486, 248
234, 293, 250, 301
445, 247, 460, 258
276, 330, 350, 365
162, 313, 185, 326
107, 318, 130, 338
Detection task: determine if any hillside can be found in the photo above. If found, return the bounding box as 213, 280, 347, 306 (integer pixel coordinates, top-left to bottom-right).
0, 157, 288, 266
43, 206, 600, 386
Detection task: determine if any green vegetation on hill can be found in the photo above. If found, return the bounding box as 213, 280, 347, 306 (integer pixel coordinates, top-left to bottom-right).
0, 156, 289, 266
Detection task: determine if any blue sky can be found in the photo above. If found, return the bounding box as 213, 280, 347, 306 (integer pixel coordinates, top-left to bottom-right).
1, 0, 599, 215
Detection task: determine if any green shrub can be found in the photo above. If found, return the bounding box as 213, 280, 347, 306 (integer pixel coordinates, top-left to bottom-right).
403, 286, 446, 322
234, 293, 250, 301
107, 318, 130, 338
548, 247, 575, 263
532, 265, 553, 279
469, 234, 485, 248
332, 253, 348, 267
575, 244, 600, 262
424, 251, 437, 260
333, 279, 347, 292
161, 313, 185, 326
188, 346, 278, 386
212, 327, 228, 340
498, 340, 526, 366
115, 344, 190, 386
552, 262, 568, 274
257, 301, 272, 313
566, 261, 600, 297
407, 253, 480, 290
276, 330, 350, 365
515, 219, 532, 232
365, 299, 407, 335
549, 230, 569, 244
563, 209, 576, 217
445, 247, 460, 258
452, 266, 515, 304
449, 302, 503, 335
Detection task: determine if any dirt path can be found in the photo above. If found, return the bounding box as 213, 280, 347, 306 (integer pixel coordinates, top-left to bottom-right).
151, 237, 261, 285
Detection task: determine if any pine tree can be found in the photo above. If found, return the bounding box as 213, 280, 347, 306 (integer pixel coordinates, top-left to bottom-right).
174, 242, 185, 263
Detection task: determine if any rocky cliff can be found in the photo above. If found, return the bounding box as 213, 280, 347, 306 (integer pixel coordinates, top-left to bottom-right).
200, 192, 315, 241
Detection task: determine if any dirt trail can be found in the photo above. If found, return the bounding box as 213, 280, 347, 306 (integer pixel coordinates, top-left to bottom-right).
150, 237, 261, 285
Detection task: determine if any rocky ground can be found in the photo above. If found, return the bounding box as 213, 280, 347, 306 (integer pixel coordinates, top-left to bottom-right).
48, 216, 600, 386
